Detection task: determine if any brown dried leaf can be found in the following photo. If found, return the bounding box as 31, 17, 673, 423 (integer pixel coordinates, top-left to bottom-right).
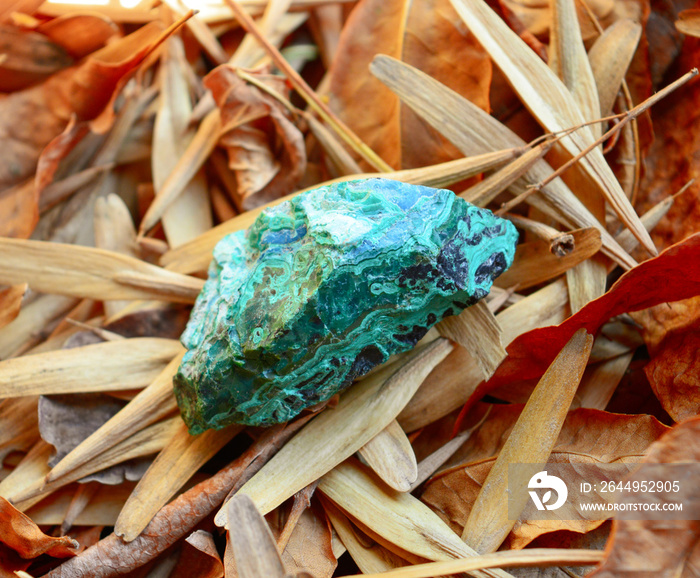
0, 24, 72, 92
328, 0, 491, 170
589, 416, 700, 577
205, 65, 306, 210
170, 530, 224, 578
35, 13, 120, 59
422, 407, 668, 549
0, 284, 26, 330
0, 496, 78, 559
644, 330, 700, 422
280, 507, 337, 578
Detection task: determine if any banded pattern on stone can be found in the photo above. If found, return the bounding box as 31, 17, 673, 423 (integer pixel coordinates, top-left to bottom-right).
174, 179, 518, 432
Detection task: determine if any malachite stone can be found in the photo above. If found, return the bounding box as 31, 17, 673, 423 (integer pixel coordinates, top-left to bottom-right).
174, 178, 518, 433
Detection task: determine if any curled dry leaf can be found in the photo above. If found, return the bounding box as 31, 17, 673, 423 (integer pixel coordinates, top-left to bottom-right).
328, 0, 491, 170
0, 283, 26, 330
589, 416, 700, 577
278, 506, 338, 578
422, 407, 669, 549
205, 65, 307, 210
0, 495, 78, 560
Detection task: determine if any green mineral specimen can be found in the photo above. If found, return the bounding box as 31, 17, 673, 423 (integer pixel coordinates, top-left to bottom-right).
174, 178, 518, 433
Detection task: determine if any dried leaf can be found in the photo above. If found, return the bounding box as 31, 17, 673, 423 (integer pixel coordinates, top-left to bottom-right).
170, 530, 224, 578
0, 337, 183, 397
422, 407, 668, 549
280, 507, 338, 578
0, 284, 26, 330
0, 495, 78, 557
589, 416, 700, 577
218, 339, 453, 525
0, 24, 72, 92
461, 329, 593, 553
35, 13, 119, 59
47, 353, 182, 484
398, 280, 569, 433
644, 330, 700, 422
205, 65, 306, 209
448, 0, 655, 256
329, 0, 491, 170
115, 421, 243, 542
0, 396, 38, 463
153, 36, 213, 248
675, 9, 700, 37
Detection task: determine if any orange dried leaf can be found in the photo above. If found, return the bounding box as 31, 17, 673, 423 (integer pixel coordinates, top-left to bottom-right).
589, 416, 700, 577
328, 0, 491, 170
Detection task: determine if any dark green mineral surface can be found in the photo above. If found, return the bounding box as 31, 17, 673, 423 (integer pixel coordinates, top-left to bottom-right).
174, 178, 518, 433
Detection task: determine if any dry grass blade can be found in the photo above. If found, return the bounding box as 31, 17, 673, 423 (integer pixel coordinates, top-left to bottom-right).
588, 20, 642, 116
448, 0, 655, 256
0, 338, 183, 397
47, 352, 183, 483
116, 422, 244, 542
566, 258, 607, 313
357, 420, 417, 492
323, 497, 407, 573
217, 338, 453, 525
549, 0, 601, 136
227, 494, 288, 578
13, 417, 182, 511
0, 283, 26, 330
460, 142, 552, 207
462, 329, 594, 553
436, 301, 505, 380
495, 228, 602, 290
139, 108, 221, 237
369, 55, 636, 270
345, 548, 604, 578
153, 36, 213, 248
0, 440, 52, 504
318, 459, 513, 578
160, 148, 521, 274
0, 238, 203, 303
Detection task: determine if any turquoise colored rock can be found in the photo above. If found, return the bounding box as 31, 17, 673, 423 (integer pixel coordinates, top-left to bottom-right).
174, 179, 518, 433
